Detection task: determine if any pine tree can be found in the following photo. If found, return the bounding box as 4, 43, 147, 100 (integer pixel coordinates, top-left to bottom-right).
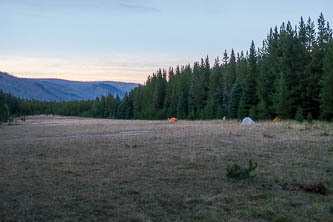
216, 105, 223, 119
240, 41, 258, 116
320, 42, 333, 120
224, 49, 236, 92
279, 21, 301, 116
296, 17, 312, 115
177, 92, 188, 119
306, 17, 316, 52
228, 81, 242, 119
0, 103, 9, 122
176, 65, 191, 118
204, 100, 215, 119
237, 96, 246, 120
274, 74, 292, 119
305, 13, 332, 118
113, 95, 121, 118
190, 62, 206, 115
295, 106, 304, 122
307, 112, 313, 123
256, 40, 273, 119
256, 99, 269, 120
249, 106, 257, 120
207, 57, 223, 118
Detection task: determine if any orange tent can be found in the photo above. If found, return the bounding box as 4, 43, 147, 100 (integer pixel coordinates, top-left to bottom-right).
273, 116, 280, 122
168, 117, 178, 122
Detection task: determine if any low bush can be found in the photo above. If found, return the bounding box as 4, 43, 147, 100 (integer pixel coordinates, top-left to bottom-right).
226, 160, 257, 180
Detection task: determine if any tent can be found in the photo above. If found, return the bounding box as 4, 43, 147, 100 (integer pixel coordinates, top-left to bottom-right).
241, 117, 255, 125
273, 116, 280, 122
168, 117, 178, 122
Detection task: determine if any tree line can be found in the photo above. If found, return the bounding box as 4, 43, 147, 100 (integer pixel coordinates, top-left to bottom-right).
1, 14, 333, 122
0, 90, 132, 122
126, 14, 333, 121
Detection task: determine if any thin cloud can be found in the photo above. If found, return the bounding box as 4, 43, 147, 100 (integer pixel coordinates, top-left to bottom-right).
118, 0, 160, 13
4, 0, 160, 13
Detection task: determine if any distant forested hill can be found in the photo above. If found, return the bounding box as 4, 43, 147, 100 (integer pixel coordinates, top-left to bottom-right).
0, 72, 138, 101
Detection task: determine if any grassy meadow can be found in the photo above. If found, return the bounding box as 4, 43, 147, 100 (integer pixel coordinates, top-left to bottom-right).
0, 116, 332, 221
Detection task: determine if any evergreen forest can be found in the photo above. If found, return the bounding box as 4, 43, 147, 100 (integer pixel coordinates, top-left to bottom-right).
1, 14, 333, 122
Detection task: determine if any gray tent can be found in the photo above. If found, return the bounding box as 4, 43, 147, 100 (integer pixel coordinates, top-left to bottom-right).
241, 117, 255, 125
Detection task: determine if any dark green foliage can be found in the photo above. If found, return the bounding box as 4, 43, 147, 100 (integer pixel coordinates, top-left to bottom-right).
256, 99, 269, 120
226, 160, 257, 180
237, 96, 246, 120
0, 90, 134, 120
0, 103, 9, 122
274, 74, 292, 119
320, 42, 333, 120
329, 205, 333, 214
245, 41, 259, 109
307, 112, 313, 123
0, 90, 19, 122
228, 81, 242, 118
216, 106, 223, 119
249, 106, 257, 120
295, 106, 304, 122
176, 92, 188, 119
320, 131, 329, 136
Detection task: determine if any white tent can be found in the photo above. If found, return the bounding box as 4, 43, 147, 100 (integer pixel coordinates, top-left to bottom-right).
241, 117, 255, 125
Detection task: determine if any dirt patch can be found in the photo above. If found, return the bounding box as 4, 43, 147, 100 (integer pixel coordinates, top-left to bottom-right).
304, 183, 328, 195
281, 183, 328, 195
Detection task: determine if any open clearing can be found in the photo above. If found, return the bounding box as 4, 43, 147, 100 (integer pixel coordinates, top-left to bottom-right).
0, 116, 332, 221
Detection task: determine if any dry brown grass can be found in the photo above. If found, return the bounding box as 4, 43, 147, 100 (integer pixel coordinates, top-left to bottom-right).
0, 115, 332, 221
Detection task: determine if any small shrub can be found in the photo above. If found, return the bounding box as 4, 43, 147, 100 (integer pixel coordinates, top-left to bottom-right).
329, 205, 333, 214
226, 160, 257, 180
263, 133, 274, 138
328, 147, 333, 152
250, 205, 274, 220
295, 106, 303, 122
249, 106, 257, 120
273, 214, 294, 222
304, 183, 328, 195
307, 112, 313, 123
0, 103, 9, 122
320, 131, 329, 136
8, 116, 14, 123
282, 183, 328, 195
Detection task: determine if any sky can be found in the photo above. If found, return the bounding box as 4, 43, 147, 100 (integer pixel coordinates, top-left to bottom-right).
1, 0, 333, 83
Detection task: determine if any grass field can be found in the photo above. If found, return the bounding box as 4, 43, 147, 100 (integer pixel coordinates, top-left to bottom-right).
0, 115, 332, 221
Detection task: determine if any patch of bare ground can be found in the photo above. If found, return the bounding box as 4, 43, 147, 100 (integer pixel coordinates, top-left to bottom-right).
0, 116, 332, 221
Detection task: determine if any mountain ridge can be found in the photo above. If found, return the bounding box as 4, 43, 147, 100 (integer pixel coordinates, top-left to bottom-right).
0, 72, 139, 101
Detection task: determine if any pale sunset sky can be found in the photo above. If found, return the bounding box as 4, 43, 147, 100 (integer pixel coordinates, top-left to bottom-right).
1, 0, 333, 83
